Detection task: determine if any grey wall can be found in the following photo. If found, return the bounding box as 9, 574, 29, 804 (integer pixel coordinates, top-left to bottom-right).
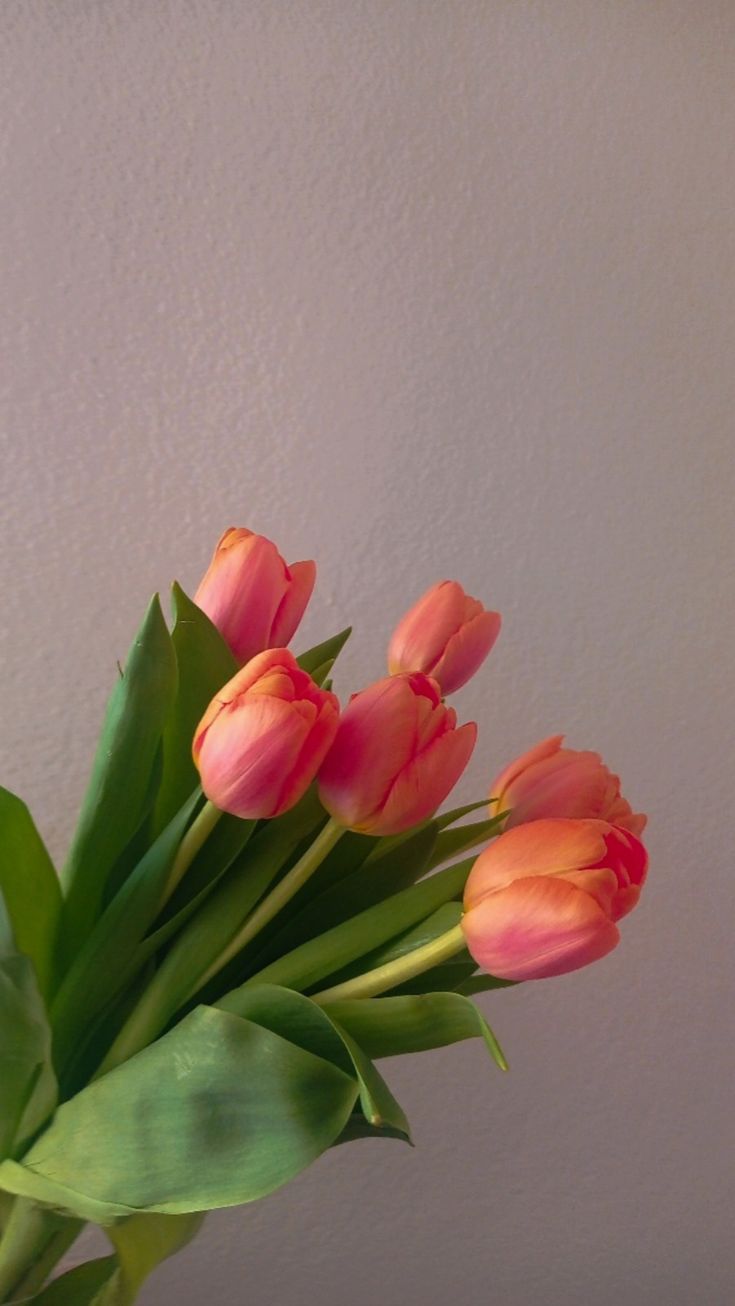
2, 3, 734, 1304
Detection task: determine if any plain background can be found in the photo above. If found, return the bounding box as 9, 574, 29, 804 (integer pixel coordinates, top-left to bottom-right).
2, 3, 734, 1304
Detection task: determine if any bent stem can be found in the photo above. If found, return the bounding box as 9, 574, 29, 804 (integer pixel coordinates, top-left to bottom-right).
311, 921, 467, 1005
193, 818, 345, 992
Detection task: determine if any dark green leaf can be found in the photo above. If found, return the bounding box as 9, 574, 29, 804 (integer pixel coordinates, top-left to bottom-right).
296, 627, 351, 676
0, 1005, 358, 1221
59, 597, 178, 968
323, 991, 508, 1070
455, 975, 517, 996
0, 955, 57, 1159
51, 792, 200, 1075
427, 813, 507, 870
225, 858, 474, 997
218, 984, 410, 1142
153, 585, 238, 834
332, 1115, 413, 1147
29, 1257, 117, 1304
0, 789, 61, 999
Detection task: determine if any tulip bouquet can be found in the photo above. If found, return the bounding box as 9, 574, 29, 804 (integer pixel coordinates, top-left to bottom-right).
0, 528, 648, 1304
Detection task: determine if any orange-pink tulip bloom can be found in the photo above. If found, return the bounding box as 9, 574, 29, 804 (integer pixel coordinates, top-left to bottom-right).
193, 649, 340, 819
194, 528, 316, 664
490, 735, 646, 836
387, 580, 501, 695
318, 672, 477, 835
461, 818, 648, 981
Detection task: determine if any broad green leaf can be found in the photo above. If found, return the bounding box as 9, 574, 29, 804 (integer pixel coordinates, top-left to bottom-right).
29, 1257, 117, 1304
225, 857, 473, 997
51, 792, 200, 1076
333, 1115, 413, 1147
296, 627, 351, 675
0, 1005, 358, 1222
146, 812, 257, 952
0, 789, 61, 998
0, 954, 57, 1159
60, 597, 178, 968
324, 991, 508, 1070
153, 584, 238, 834
218, 984, 410, 1141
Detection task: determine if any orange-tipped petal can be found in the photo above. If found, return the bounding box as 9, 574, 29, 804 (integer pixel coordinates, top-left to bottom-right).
464, 818, 609, 908
433, 609, 502, 695
489, 735, 565, 805
461, 875, 620, 981
369, 719, 477, 835
270, 559, 317, 647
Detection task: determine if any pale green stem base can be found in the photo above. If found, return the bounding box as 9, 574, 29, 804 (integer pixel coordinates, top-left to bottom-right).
192, 818, 344, 994
163, 800, 223, 902
312, 921, 467, 1005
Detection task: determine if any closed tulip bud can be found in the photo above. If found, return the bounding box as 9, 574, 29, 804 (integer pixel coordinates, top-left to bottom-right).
461, 818, 648, 981
489, 735, 646, 835
318, 672, 477, 836
193, 649, 340, 819
387, 580, 501, 695
194, 528, 316, 664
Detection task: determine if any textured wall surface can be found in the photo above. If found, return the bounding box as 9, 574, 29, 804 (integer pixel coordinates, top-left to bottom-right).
2, 3, 734, 1303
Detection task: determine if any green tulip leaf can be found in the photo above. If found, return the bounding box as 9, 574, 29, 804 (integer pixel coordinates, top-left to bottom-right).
217, 984, 411, 1141
29, 1257, 118, 1304
0, 954, 57, 1159
153, 584, 238, 834
455, 974, 517, 996
323, 991, 509, 1071
427, 813, 508, 870
59, 597, 178, 968
0, 1005, 358, 1222
235, 858, 473, 996
51, 792, 201, 1076
0, 789, 61, 999
319, 902, 463, 990
90, 1211, 205, 1305
296, 627, 351, 676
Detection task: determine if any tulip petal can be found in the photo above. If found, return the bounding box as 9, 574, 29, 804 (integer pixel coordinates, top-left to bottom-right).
195, 534, 287, 664
371, 720, 477, 836
388, 581, 467, 678
489, 735, 565, 805
197, 696, 312, 818
461, 876, 620, 981
464, 818, 609, 908
318, 677, 421, 828
500, 752, 612, 827
433, 609, 502, 695
270, 560, 317, 648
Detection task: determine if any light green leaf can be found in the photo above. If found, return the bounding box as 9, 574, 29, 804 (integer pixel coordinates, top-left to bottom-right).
60, 597, 178, 968
0, 1005, 358, 1222
320, 902, 463, 990
0, 955, 57, 1159
235, 858, 473, 996
323, 991, 509, 1070
91, 1211, 204, 1305
153, 585, 238, 834
0, 789, 61, 999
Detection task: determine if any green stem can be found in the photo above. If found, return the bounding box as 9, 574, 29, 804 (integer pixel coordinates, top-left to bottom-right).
0, 1197, 81, 1304
192, 818, 345, 993
163, 800, 222, 902
311, 921, 467, 1005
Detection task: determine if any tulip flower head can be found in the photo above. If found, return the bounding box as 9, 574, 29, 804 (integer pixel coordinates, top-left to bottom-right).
195, 528, 316, 664
490, 735, 646, 836
193, 649, 339, 819
318, 672, 477, 836
461, 818, 648, 981
387, 580, 501, 695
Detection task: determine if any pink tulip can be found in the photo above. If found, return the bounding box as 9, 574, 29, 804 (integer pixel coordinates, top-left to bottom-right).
194, 528, 316, 664
193, 649, 340, 819
461, 818, 648, 980
490, 735, 646, 836
387, 580, 501, 695
318, 672, 477, 835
